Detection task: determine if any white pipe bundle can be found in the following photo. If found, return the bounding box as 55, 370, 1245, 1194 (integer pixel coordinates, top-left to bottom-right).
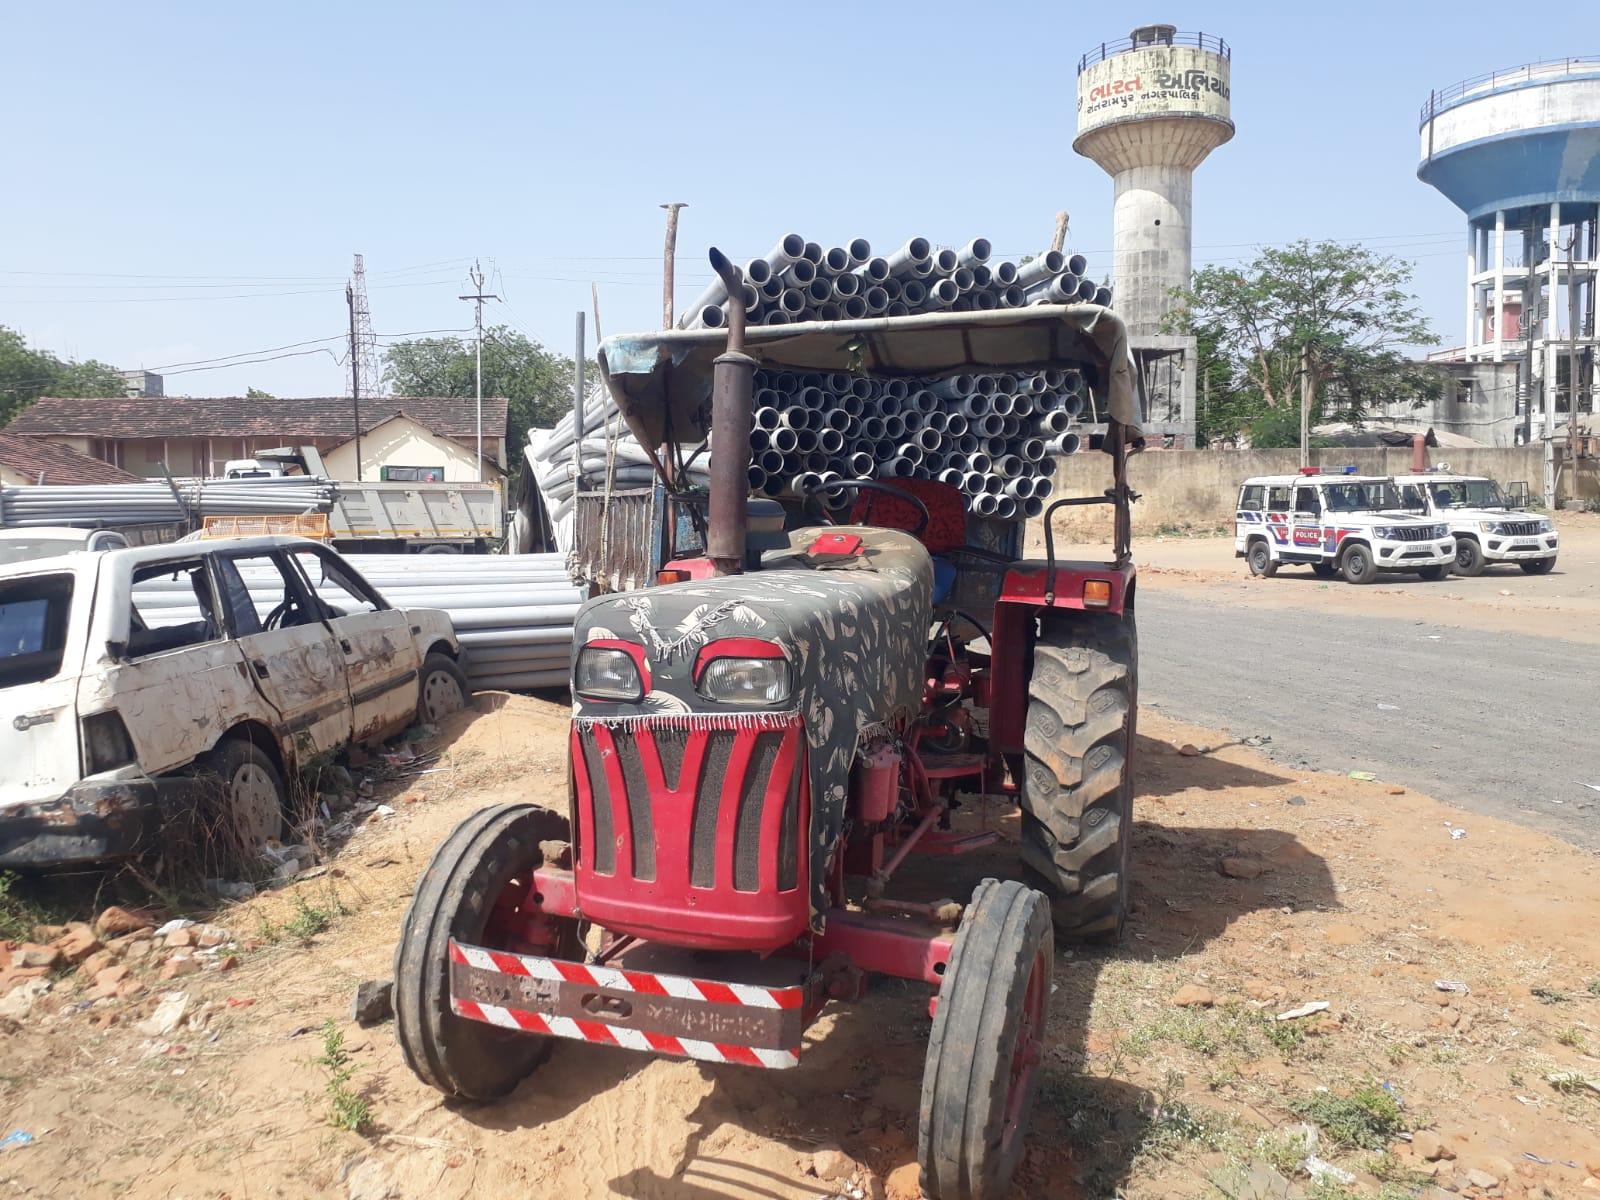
681, 233, 1111, 330
0, 475, 338, 529
132, 552, 579, 693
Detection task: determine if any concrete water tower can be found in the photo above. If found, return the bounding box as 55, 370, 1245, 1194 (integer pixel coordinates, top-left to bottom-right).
1075, 25, 1233, 445
1417, 58, 1600, 448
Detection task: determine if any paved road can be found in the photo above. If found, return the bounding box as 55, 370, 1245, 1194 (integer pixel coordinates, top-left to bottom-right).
1138, 590, 1600, 850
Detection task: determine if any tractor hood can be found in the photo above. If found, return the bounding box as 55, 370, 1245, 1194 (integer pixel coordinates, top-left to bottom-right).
597, 304, 1141, 450
571, 526, 934, 924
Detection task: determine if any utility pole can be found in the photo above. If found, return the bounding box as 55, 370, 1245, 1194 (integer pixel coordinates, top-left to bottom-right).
1298, 342, 1312, 469
1050, 210, 1071, 255
660, 202, 687, 329
458, 260, 498, 483
346, 283, 363, 479
573, 312, 587, 498
1567, 232, 1580, 477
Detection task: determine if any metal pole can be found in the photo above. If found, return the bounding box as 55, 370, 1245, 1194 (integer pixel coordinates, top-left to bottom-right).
573, 311, 586, 498
458, 260, 499, 484
1050, 211, 1070, 255
660, 202, 687, 330
1568, 232, 1579, 481
346, 283, 363, 479
1299, 343, 1311, 469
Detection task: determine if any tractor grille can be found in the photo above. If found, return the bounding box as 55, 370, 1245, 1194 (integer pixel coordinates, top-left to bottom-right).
573, 719, 803, 895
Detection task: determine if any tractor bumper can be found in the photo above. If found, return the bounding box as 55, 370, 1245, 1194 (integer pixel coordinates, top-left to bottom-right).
447, 938, 812, 1068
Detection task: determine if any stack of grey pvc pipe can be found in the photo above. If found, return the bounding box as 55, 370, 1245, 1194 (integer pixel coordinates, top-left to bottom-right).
678, 234, 1112, 330
526, 392, 708, 553
749, 366, 1089, 519
134, 552, 580, 692
0, 476, 337, 529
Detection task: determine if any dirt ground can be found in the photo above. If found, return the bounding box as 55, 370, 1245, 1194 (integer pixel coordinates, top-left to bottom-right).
2, 690, 1598, 1200
1129, 512, 1600, 645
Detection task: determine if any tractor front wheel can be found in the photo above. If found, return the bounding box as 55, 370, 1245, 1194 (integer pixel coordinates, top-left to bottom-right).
394, 802, 578, 1101
919, 878, 1053, 1200
1019, 612, 1135, 944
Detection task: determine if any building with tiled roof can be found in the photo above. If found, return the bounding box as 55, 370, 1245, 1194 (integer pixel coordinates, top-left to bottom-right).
0, 433, 144, 486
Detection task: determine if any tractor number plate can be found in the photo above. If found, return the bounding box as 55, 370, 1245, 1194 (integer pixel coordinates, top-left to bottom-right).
447, 939, 808, 1069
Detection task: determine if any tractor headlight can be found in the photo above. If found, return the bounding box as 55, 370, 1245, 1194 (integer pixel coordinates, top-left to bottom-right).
698, 657, 791, 707
574, 646, 644, 702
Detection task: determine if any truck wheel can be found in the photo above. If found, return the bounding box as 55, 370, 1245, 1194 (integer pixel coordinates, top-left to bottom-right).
1019, 613, 1135, 944
394, 803, 578, 1100
417, 652, 472, 724
419, 544, 462, 555
1417, 565, 1447, 581
1519, 557, 1556, 575
1246, 540, 1276, 578
1340, 542, 1376, 584
919, 878, 1052, 1200
198, 736, 287, 849
1311, 562, 1337, 579
1454, 537, 1486, 576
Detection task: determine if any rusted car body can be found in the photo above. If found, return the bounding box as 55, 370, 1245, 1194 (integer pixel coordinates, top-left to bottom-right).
0, 535, 462, 866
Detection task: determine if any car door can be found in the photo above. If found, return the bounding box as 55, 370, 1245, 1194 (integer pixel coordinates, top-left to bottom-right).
1292, 484, 1326, 559
0, 569, 87, 804
286, 545, 421, 742
209, 550, 353, 759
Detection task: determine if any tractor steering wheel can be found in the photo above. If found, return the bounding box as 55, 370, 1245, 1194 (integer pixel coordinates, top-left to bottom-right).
800, 478, 931, 537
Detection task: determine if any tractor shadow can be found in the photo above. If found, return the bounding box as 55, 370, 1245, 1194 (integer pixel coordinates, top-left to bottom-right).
603, 738, 1336, 1198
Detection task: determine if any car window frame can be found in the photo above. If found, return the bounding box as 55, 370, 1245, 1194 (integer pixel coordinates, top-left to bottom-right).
124, 557, 226, 660
1266, 486, 1292, 513
207, 548, 325, 639
1239, 484, 1265, 512
283, 546, 391, 620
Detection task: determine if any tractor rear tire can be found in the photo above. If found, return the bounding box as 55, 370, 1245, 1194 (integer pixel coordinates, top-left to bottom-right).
393, 802, 574, 1101
919, 878, 1053, 1200
1018, 612, 1135, 944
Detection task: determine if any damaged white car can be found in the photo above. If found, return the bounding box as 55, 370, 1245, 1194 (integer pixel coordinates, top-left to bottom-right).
0, 535, 469, 868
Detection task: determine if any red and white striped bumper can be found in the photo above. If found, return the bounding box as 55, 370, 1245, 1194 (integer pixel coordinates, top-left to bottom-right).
448, 939, 807, 1069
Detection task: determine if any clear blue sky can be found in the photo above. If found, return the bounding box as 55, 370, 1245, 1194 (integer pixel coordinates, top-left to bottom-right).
0, 0, 1545, 397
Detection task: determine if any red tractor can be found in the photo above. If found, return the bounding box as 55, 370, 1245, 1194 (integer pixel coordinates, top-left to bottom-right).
395, 250, 1142, 1199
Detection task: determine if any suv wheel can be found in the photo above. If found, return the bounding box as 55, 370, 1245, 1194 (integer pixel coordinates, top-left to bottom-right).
1311, 562, 1337, 579
1518, 557, 1556, 575
1340, 542, 1376, 585
1247, 540, 1277, 578
1454, 538, 1486, 576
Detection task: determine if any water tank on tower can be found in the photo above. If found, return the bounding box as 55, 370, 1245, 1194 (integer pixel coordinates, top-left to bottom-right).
1417, 58, 1599, 449
1076, 25, 1233, 445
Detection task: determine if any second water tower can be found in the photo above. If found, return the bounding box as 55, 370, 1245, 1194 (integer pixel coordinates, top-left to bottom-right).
1076, 25, 1233, 444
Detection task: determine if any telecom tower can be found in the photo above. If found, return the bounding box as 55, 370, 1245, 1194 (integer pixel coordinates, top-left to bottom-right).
1075, 24, 1233, 446
349, 254, 383, 398
1418, 59, 1599, 446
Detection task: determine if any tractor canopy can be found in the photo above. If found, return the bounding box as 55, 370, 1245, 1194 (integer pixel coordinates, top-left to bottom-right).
597, 304, 1141, 450
572, 525, 933, 926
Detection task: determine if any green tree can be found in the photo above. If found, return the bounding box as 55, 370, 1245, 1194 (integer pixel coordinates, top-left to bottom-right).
245, 386, 275, 399
0, 326, 125, 425
382, 325, 592, 477
1169, 240, 1442, 446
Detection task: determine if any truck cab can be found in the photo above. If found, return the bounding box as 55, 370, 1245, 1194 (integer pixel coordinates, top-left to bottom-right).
1392, 472, 1557, 576
1234, 469, 1454, 584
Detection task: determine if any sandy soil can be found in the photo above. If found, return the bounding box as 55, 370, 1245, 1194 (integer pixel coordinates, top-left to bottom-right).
2, 692, 1597, 1199
1128, 512, 1600, 645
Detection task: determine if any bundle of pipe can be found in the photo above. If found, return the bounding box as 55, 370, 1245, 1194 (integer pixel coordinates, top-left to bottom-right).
131, 552, 581, 692
678, 234, 1112, 330
745, 366, 1089, 520
0, 476, 338, 529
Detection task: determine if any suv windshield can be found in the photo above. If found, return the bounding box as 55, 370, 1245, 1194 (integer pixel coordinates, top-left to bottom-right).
0, 574, 74, 688
1419, 478, 1507, 510
1321, 481, 1417, 513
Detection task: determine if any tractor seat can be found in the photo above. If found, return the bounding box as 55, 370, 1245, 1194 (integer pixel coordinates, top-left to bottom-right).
847, 479, 1008, 604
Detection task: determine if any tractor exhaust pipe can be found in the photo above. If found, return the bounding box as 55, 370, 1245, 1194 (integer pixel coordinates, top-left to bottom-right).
708, 248, 755, 576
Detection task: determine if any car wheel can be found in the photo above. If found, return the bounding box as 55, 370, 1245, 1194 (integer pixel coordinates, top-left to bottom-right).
1247, 540, 1277, 578
199, 737, 287, 849
418, 652, 472, 724
1454, 538, 1486, 577
1340, 543, 1376, 585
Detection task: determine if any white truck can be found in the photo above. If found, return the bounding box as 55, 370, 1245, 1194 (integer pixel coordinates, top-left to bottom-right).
0, 536, 470, 868
224, 446, 503, 554
1392, 472, 1558, 576
1235, 471, 1455, 584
